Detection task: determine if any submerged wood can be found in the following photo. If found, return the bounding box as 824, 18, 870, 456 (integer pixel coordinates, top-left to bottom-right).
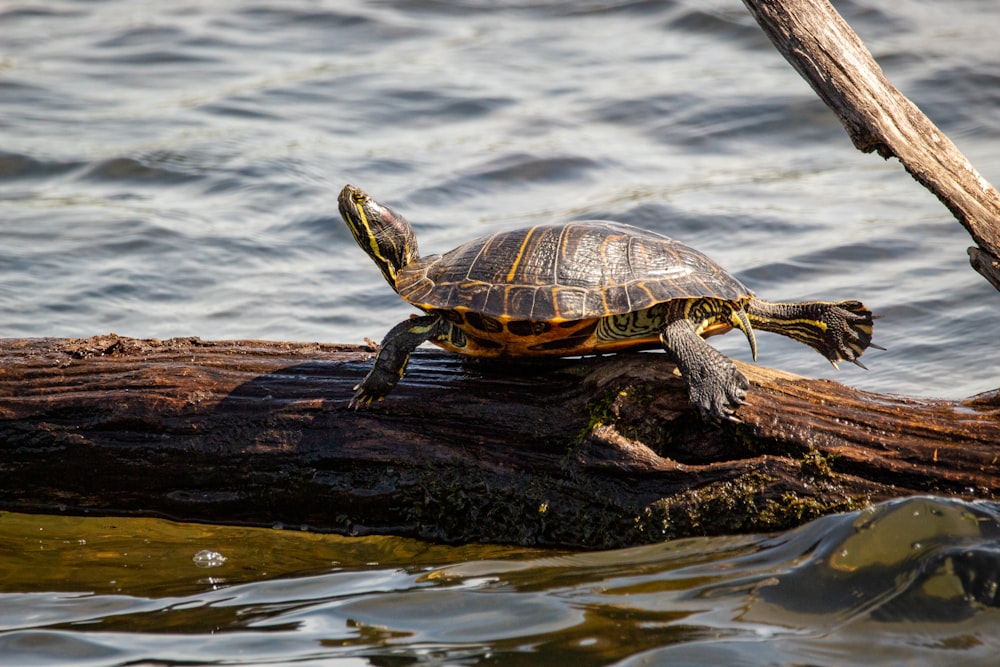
1, 335, 998, 548
742, 0, 1000, 288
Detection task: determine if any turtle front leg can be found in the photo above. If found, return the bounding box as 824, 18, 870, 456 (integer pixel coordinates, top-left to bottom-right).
660, 318, 750, 421
351, 314, 449, 408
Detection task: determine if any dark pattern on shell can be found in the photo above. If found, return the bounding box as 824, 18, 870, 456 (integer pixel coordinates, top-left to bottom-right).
395, 221, 751, 321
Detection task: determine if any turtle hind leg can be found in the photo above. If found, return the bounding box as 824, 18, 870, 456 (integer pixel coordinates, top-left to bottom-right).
660, 318, 749, 421
351, 314, 449, 408
745, 298, 881, 368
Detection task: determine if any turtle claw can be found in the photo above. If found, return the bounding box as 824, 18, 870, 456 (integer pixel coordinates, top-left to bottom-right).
349, 378, 387, 409
715, 394, 747, 424
724, 411, 745, 425
809, 300, 880, 367
348, 391, 370, 410
349, 392, 383, 409
687, 363, 749, 422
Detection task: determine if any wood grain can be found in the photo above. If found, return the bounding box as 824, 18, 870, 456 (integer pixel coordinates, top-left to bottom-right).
2, 335, 997, 547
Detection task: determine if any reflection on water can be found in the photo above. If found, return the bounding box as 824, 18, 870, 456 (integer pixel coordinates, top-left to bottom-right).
0, 512, 543, 599
1, 497, 999, 665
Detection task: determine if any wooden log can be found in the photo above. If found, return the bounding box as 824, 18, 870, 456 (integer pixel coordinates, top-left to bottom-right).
742, 0, 1000, 288
2, 334, 998, 548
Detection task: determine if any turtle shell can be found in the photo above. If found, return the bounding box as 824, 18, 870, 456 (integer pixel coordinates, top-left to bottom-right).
395, 221, 751, 322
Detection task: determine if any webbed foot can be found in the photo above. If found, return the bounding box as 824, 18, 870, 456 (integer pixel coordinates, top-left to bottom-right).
819, 299, 883, 368
349, 372, 392, 409
746, 298, 882, 368
661, 318, 749, 422
349, 314, 447, 409
686, 361, 750, 422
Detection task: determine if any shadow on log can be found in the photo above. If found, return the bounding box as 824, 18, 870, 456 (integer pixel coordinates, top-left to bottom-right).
2, 334, 998, 548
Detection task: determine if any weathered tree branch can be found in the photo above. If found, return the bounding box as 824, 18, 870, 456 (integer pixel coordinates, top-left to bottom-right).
1, 335, 998, 548
743, 0, 1000, 288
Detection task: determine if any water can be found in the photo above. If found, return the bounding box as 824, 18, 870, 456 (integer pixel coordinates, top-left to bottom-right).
2, 0, 1000, 664
2, 497, 1000, 665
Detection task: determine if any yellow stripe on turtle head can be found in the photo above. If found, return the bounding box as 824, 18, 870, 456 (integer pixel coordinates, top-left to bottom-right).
339, 185, 419, 290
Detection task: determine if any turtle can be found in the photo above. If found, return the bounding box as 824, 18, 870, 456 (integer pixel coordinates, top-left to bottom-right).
338, 184, 879, 420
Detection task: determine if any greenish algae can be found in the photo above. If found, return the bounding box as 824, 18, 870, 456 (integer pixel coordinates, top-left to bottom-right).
635, 473, 870, 541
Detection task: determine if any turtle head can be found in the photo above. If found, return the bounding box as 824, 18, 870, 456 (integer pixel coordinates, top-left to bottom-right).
338, 184, 419, 288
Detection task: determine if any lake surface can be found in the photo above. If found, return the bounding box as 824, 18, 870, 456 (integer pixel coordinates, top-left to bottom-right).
2, 0, 1000, 664
3, 496, 1000, 666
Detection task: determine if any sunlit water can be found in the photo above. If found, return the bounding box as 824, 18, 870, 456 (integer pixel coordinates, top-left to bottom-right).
3, 0, 1000, 664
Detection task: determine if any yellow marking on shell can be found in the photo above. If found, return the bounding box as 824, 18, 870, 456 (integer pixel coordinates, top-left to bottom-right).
506, 226, 536, 284
633, 282, 656, 304
467, 233, 496, 282
550, 286, 563, 321
599, 232, 617, 269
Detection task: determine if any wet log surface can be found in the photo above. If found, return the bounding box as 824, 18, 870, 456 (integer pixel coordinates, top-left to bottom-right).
2, 334, 998, 548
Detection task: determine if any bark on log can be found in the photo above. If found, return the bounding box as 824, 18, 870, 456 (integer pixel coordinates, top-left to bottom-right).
743, 0, 1000, 289
2, 335, 998, 548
